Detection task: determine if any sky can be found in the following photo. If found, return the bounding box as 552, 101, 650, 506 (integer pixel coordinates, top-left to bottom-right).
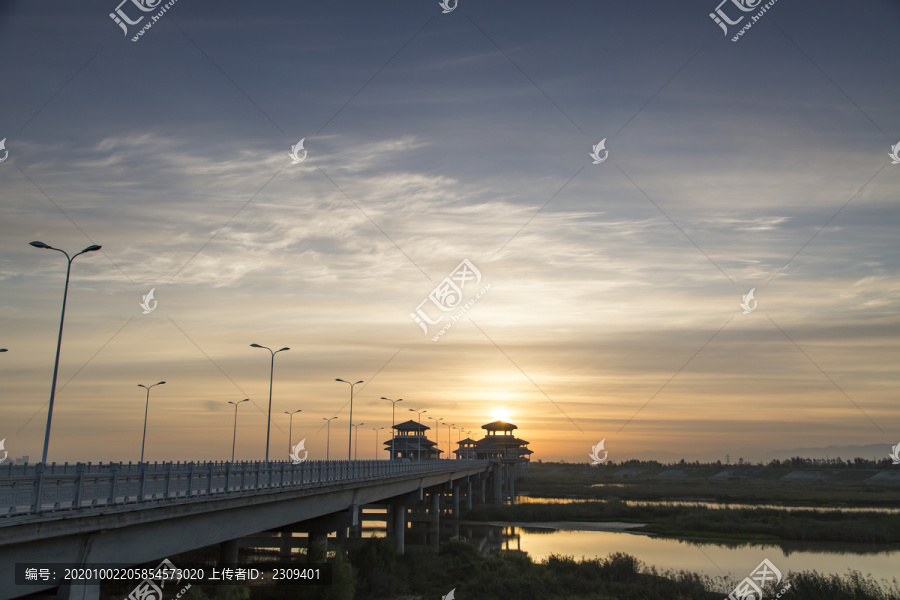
0, 0, 898, 465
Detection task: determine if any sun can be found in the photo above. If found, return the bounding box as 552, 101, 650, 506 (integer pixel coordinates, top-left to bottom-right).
494, 410, 511, 423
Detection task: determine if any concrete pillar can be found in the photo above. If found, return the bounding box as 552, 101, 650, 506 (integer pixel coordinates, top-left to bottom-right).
307, 532, 328, 563
280, 528, 292, 557
430, 491, 440, 534
466, 480, 473, 510
493, 466, 502, 504
393, 504, 406, 553
452, 485, 460, 516
509, 471, 515, 504
219, 538, 239, 564
480, 478, 486, 504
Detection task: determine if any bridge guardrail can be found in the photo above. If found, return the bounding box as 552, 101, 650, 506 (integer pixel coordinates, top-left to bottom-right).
0, 459, 489, 517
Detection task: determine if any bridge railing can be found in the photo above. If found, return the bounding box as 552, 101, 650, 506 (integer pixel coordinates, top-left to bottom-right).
0, 459, 488, 517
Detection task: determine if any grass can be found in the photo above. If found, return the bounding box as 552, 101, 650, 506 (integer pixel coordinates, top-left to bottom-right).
464, 499, 900, 543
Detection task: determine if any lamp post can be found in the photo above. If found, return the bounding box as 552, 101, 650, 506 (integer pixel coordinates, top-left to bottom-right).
137, 381, 166, 463
30, 241, 102, 464
408, 408, 426, 461
351, 422, 365, 460
250, 344, 289, 464
323, 417, 337, 460
335, 378, 363, 461
371, 426, 384, 460
428, 416, 443, 460
228, 399, 249, 462
284, 409, 302, 457
445, 423, 455, 459
381, 397, 403, 460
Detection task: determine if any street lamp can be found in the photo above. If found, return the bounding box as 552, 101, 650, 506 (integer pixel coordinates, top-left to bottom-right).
381, 397, 403, 460
445, 423, 455, 459
323, 417, 338, 460
428, 416, 443, 460
228, 399, 249, 462
371, 426, 384, 460
250, 344, 289, 464
30, 241, 102, 464
284, 409, 302, 457
335, 378, 363, 461
137, 381, 166, 463
351, 422, 365, 460
408, 408, 426, 461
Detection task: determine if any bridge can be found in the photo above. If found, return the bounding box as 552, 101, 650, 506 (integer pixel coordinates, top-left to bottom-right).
0, 458, 514, 600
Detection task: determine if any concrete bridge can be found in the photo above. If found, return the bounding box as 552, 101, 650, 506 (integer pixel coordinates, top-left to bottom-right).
0, 458, 515, 599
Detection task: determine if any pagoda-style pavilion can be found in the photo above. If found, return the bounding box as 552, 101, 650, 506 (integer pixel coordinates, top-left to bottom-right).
384, 419, 442, 460
453, 420, 532, 466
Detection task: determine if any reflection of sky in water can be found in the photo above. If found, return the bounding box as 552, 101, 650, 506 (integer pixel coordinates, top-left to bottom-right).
511, 528, 900, 583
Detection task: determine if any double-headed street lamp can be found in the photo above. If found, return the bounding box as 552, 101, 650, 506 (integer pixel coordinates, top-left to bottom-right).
351, 422, 365, 460
408, 408, 426, 461
445, 422, 455, 459
323, 416, 338, 460
381, 397, 403, 460
371, 426, 384, 460
428, 416, 443, 459
285, 409, 302, 457
228, 399, 249, 462
335, 378, 363, 460
250, 344, 289, 464
30, 241, 102, 464
137, 381, 166, 463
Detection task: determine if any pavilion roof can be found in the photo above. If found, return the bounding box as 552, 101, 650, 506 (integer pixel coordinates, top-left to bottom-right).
481, 420, 517, 431
393, 419, 429, 431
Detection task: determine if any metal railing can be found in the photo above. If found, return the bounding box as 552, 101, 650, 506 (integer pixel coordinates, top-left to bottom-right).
0, 459, 488, 517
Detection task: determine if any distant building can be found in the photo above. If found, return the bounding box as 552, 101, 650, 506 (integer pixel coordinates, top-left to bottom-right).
384, 420, 441, 460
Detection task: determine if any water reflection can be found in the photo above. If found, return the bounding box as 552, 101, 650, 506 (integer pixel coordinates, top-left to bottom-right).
518, 495, 900, 514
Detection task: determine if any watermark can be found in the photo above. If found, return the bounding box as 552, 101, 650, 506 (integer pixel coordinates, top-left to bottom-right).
290, 439, 308, 464
740, 288, 757, 314
125, 558, 189, 600
109, 0, 181, 42
0, 138, 8, 163
709, 0, 780, 42
140, 288, 157, 314
890, 443, 900, 465
442, 588, 456, 600
588, 439, 608, 465
589, 138, 608, 164
289, 139, 307, 164
0, 438, 7, 464
890, 141, 900, 165
409, 259, 490, 341
726, 558, 789, 600
439, 0, 457, 14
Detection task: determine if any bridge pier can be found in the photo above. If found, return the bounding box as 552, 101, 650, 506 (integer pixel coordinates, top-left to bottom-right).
430, 491, 440, 535
392, 503, 406, 553
452, 485, 460, 516
493, 466, 502, 504
480, 477, 486, 503
219, 538, 239, 564
466, 480, 473, 509
280, 527, 293, 557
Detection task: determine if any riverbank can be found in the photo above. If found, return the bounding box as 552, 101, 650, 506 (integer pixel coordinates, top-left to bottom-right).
464, 500, 900, 543
170, 538, 900, 600
521, 462, 900, 507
